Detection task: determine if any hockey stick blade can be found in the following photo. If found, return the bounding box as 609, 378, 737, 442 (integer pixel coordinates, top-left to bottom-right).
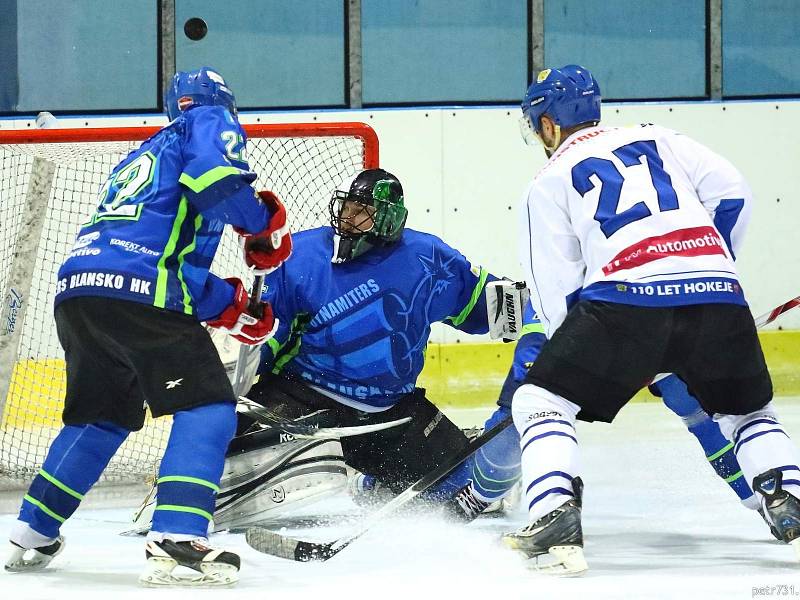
245, 414, 513, 562
245, 528, 337, 561
237, 398, 411, 438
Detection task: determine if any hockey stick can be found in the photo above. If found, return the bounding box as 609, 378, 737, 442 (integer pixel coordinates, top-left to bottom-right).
754, 295, 800, 328
236, 398, 412, 439
245, 413, 513, 561
231, 274, 265, 397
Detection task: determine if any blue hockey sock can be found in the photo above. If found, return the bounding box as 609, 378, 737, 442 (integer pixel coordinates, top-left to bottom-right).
19, 421, 129, 538
657, 375, 754, 503
702, 428, 753, 503
470, 406, 521, 502
151, 402, 236, 538
428, 406, 520, 502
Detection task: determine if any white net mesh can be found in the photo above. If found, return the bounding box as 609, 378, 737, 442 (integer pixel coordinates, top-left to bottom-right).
0, 124, 376, 488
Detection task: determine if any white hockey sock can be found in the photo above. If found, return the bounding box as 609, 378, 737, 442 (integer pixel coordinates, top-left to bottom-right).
715, 403, 800, 501
146, 531, 205, 544
9, 520, 57, 549
513, 384, 581, 522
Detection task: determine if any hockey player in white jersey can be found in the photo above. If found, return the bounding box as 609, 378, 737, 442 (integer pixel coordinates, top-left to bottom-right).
504, 64, 800, 574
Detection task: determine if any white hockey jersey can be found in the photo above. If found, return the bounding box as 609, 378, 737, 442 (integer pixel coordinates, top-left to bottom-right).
519, 124, 752, 337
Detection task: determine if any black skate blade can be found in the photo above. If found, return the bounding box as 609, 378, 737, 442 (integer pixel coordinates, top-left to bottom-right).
245, 527, 337, 562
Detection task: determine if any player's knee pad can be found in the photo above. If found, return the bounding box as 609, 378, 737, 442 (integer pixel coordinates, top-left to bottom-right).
511, 384, 579, 432
714, 402, 780, 442
171, 401, 237, 450
160, 402, 237, 483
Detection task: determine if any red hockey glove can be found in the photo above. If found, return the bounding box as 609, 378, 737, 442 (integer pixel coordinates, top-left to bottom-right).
235, 190, 292, 275
206, 278, 278, 345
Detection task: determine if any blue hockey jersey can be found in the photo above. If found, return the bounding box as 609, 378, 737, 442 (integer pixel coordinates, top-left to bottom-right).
55, 106, 268, 321
260, 227, 499, 411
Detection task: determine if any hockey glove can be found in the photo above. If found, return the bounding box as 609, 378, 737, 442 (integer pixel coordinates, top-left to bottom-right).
235, 190, 292, 275
207, 278, 278, 346
485, 280, 530, 342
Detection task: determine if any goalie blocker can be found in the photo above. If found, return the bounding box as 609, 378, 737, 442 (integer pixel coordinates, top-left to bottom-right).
486, 281, 530, 342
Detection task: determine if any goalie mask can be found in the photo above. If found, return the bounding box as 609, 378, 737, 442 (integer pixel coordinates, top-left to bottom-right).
328, 169, 407, 263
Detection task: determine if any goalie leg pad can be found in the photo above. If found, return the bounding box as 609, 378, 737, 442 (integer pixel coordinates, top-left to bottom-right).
214, 437, 347, 531
129, 427, 347, 534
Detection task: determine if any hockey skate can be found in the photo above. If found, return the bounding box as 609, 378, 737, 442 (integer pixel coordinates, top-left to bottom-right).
139, 538, 240, 587
444, 483, 491, 522
753, 469, 800, 559
502, 477, 587, 576
5, 536, 64, 573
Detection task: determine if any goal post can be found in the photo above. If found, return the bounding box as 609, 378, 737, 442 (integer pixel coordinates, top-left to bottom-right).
0, 121, 379, 486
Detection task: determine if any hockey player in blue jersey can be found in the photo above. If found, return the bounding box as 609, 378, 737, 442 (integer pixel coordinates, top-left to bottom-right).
6, 67, 291, 586
236, 168, 509, 514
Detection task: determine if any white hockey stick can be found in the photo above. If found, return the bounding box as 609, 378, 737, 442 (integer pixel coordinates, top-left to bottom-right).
231, 274, 265, 397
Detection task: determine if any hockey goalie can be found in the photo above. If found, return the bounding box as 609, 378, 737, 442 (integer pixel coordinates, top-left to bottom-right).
131, 168, 524, 533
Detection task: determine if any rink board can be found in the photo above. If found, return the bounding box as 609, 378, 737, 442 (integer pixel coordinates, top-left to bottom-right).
3, 330, 799, 428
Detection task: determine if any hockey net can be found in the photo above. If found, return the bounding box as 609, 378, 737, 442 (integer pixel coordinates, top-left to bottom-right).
0, 122, 378, 488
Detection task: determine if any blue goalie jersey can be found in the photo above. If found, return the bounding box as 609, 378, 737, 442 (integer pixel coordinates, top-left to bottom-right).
261, 227, 499, 411
55, 106, 268, 321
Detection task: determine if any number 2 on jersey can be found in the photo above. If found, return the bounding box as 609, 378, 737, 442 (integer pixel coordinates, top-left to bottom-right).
93, 152, 157, 223
571, 140, 679, 238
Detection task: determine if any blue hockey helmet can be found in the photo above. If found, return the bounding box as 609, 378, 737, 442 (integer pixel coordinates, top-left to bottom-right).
164, 67, 237, 121
521, 65, 601, 139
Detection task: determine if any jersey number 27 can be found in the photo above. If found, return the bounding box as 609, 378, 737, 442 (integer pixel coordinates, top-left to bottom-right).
571, 140, 679, 238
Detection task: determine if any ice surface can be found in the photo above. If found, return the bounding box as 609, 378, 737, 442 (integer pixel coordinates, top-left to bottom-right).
2, 401, 799, 599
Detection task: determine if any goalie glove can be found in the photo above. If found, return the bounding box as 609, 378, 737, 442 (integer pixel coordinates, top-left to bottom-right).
207, 278, 278, 346
485, 280, 530, 342
235, 190, 292, 275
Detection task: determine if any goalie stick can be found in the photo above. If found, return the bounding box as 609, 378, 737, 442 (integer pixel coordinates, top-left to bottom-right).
245, 413, 513, 561
244, 293, 800, 562
237, 398, 411, 439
